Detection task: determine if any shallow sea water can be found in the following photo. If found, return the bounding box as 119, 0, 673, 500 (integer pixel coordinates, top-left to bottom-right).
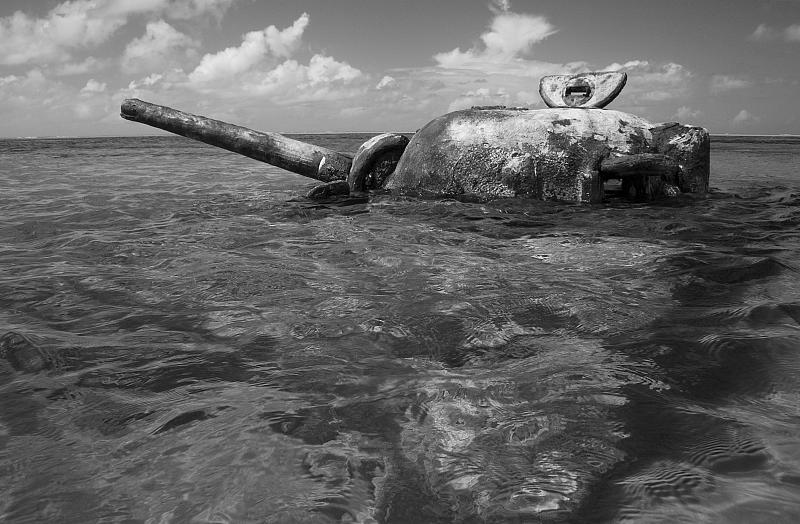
0, 134, 799, 523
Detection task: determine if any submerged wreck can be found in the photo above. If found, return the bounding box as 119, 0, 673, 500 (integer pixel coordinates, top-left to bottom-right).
121, 72, 709, 203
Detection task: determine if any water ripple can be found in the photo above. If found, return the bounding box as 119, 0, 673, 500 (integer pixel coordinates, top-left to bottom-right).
2, 136, 800, 522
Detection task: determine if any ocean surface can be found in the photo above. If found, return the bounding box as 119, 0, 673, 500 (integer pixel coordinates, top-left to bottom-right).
1, 134, 799, 523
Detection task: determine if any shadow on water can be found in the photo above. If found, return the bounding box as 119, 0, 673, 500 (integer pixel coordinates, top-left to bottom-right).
1, 136, 800, 523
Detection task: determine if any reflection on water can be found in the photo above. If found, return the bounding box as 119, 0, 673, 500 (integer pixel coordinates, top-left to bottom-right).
0, 135, 799, 523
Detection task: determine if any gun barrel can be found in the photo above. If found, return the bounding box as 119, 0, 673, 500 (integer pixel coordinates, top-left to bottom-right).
120, 99, 351, 182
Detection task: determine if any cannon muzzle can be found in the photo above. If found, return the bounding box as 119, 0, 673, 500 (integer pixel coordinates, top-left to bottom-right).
120, 99, 352, 182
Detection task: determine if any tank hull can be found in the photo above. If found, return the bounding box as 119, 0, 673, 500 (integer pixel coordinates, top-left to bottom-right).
386, 108, 709, 203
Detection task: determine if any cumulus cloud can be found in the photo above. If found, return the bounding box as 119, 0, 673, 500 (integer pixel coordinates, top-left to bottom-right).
127, 73, 164, 90
162, 0, 236, 21
0, 3, 124, 65
785, 24, 800, 42
120, 69, 186, 101
604, 60, 694, 102
732, 109, 760, 126
305, 54, 361, 85
0, 0, 237, 66
122, 20, 199, 74
605, 60, 648, 71
155, 13, 369, 107
393, 6, 697, 121
490, 0, 512, 13
188, 13, 309, 84
54, 56, 106, 76
81, 78, 107, 94
710, 74, 751, 93
400, 3, 568, 117
0, 69, 47, 101
749, 23, 779, 41
0, 1, 724, 136
625, 61, 691, 86
376, 75, 396, 90
0, 68, 74, 125
434, 10, 557, 69
749, 22, 800, 42
241, 54, 364, 103
0, 75, 19, 88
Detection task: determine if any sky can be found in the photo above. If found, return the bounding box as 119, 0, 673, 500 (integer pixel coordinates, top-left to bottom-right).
1, 0, 798, 137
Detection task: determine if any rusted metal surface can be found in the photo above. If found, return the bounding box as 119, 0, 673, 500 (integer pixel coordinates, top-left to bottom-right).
120, 99, 352, 182
651, 122, 711, 193
385, 107, 660, 203
347, 133, 409, 191
539, 72, 628, 109
384, 104, 709, 203
600, 153, 679, 180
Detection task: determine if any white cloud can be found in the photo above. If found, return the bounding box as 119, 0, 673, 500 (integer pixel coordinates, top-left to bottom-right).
376, 75, 396, 90
0, 0, 237, 66
122, 20, 199, 74
73, 102, 95, 119
0, 64, 115, 133
149, 5, 702, 134
306, 54, 361, 85
710, 74, 752, 93
395, 5, 569, 117
732, 109, 760, 126
127, 73, 164, 90
188, 13, 309, 84
417, 6, 698, 120
749, 22, 800, 42
162, 0, 236, 21
0, 4, 120, 65
120, 69, 187, 102
749, 23, 779, 41
54, 56, 105, 76
81, 78, 107, 94
241, 54, 364, 103
605, 60, 648, 71
0, 69, 64, 115
0, 69, 47, 94
639, 91, 675, 102
73, 93, 112, 120
180, 13, 366, 106
433, 11, 557, 69
605, 60, 693, 103
0, 74, 19, 88
785, 24, 800, 42
490, 0, 512, 13
143, 73, 165, 86
635, 62, 692, 87
339, 106, 369, 118
383, 7, 697, 122
262, 12, 310, 58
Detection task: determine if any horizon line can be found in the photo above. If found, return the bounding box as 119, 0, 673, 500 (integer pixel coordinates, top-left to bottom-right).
1, 131, 418, 140
4, 132, 800, 140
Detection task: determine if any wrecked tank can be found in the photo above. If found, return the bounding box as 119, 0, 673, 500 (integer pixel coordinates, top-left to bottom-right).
120, 71, 709, 204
